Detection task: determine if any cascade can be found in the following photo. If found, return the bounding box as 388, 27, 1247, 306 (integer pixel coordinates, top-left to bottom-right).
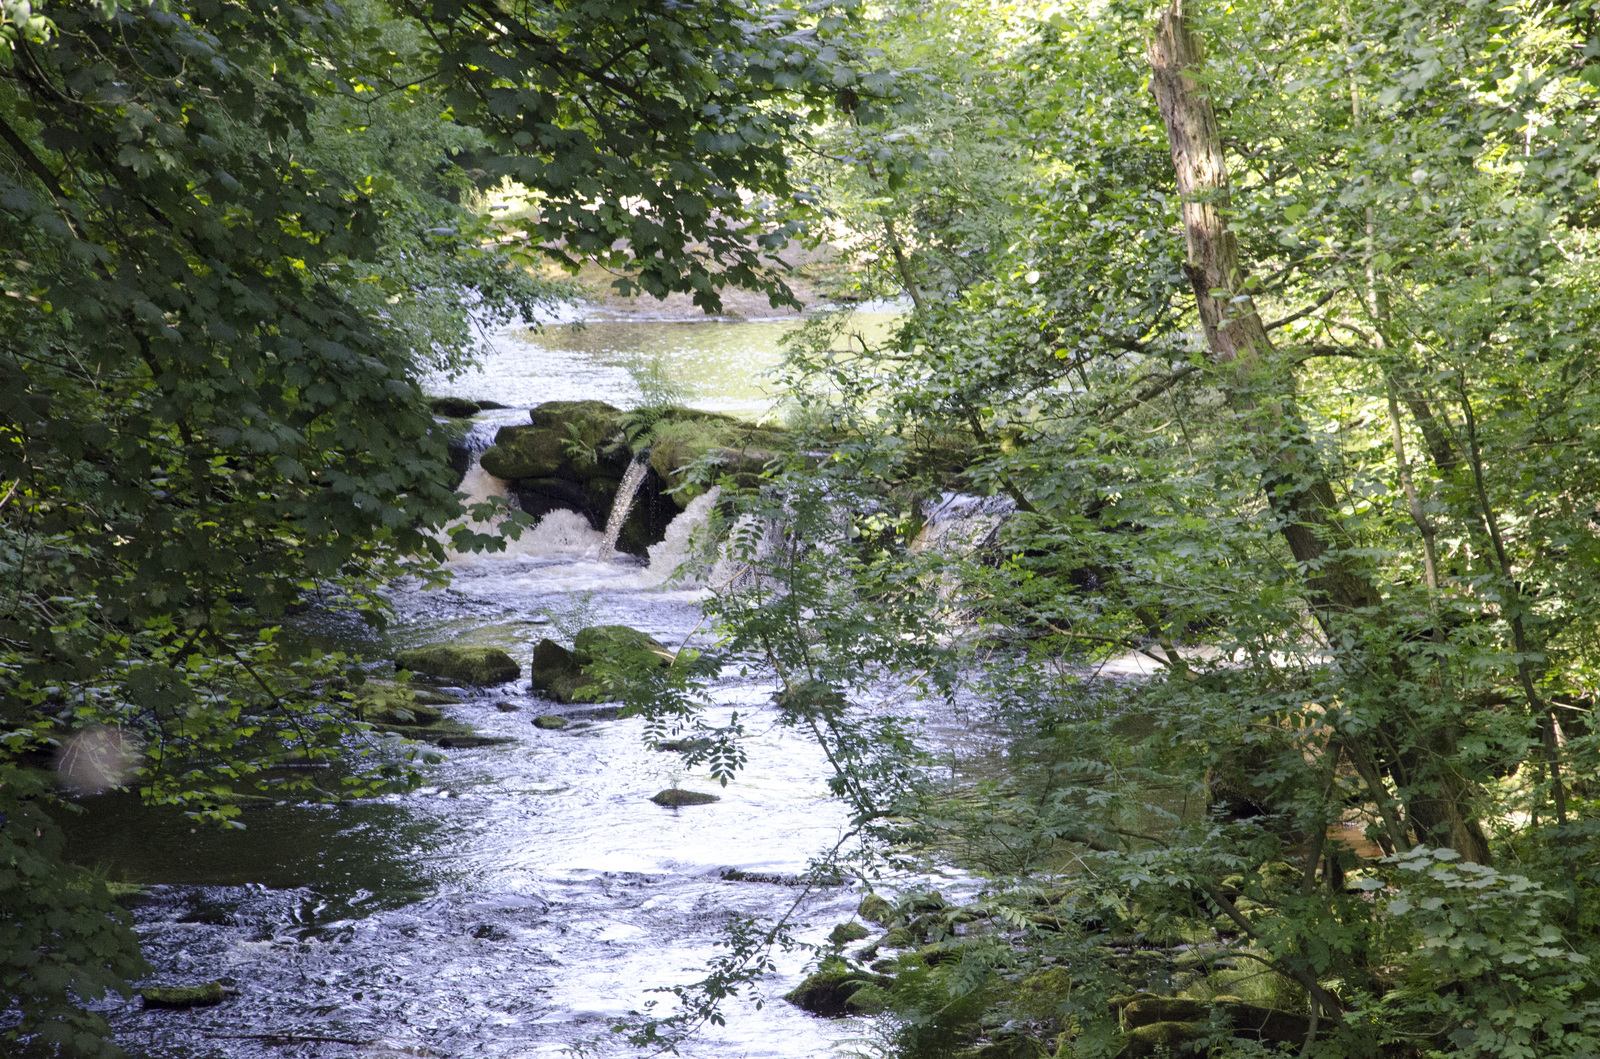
598, 453, 651, 561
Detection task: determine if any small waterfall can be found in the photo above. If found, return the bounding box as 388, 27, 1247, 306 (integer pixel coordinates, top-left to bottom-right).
910, 492, 1015, 555
598, 453, 651, 561
639, 487, 722, 587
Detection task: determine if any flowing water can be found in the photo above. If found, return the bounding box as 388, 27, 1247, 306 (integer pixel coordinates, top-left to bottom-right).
61, 310, 951, 1059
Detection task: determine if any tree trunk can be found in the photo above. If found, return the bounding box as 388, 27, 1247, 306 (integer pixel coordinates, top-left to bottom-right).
1146, 6, 1490, 867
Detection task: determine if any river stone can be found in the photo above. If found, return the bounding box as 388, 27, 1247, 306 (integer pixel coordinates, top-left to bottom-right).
655, 736, 714, 753
395, 645, 520, 685
573, 625, 675, 670
141, 981, 227, 1009
480, 424, 570, 480
650, 788, 720, 807
1213, 997, 1311, 1043
783, 962, 890, 1019
1123, 997, 1206, 1028
879, 926, 914, 949
429, 396, 480, 418
494, 701, 519, 712
1116, 1020, 1206, 1059
646, 413, 785, 508
354, 684, 445, 726
828, 921, 871, 945
527, 638, 592, 703
857, 892, 894, 925
436, 734, 516, 748
533, 715, 567, 730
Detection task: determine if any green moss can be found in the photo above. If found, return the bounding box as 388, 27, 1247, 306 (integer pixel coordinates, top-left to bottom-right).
573, 625, 674, 669
533, 715, 568, 730
783, 962, 888, 1018
650, 788, 720, 806
1122, 998, 1206, 1028
354, 684, 446, 726
880, 926, 915, 949
1115, 1021, 1204, 1059
858, 892, 894, 925
480, 424, 570, 480
828, 921, 871, 945
141, 981, 226, 1009
394, 644, 520, 685
645, 413, 786, 507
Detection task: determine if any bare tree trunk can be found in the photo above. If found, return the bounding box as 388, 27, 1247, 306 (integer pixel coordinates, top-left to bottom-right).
1146, 6, 1491, 867
1147, 11, 1377, 619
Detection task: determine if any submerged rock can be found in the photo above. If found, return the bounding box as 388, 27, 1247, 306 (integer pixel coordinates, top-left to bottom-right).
354, 684, 446, 726
650, 788, 720, 807
532, 715, 568, 730
394, 645, 520, 685
141, 981, 227, 1009
436, 734, 516, 748
494, 701, 520, 712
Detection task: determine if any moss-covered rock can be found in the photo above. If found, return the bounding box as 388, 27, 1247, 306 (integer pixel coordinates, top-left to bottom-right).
858, 892, 894, 925
533, 715, 568, 730
429, 396, 481, 418
646, 413, 785, 508
650, 788, 720, 807
828, 921, 871, 945
775, 679, 847, 719
879, 926, 915, 949
845, 983, 890, 1016
353, 684, 446, 726
1116, 1021, 1205, 1059
1214, 998, 1311, 1044
783, 962, 888, 1019
141, 981, 227, 1009
573, 624, 674, 670
526, 638, 592, 703
394, 645, 520, 685
1122, 998, 1206, 1028
480, 424, 572, 480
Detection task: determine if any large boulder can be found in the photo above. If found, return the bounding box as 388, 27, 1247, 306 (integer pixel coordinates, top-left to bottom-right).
479, 424, 572, 480
479, 401, 629, 481
646, 413, 785, 508
526, 638, 591, 704
783, 962, 890, 1019
394, 645, 520, 685
573, 625, 675, 670
527, 626, 674, 704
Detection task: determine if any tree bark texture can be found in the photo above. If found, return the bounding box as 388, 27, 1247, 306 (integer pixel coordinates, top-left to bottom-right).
1146, 7, 1490, 865
1148, 11, 1379, 618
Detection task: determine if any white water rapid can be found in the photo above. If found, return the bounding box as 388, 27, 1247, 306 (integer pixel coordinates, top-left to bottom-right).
80, 313, 949, 1059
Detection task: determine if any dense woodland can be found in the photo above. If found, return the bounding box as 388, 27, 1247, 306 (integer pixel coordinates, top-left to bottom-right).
3, 1, 1599, 1057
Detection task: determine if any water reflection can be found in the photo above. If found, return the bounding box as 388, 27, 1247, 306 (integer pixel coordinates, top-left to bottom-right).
436, 314, 900, 416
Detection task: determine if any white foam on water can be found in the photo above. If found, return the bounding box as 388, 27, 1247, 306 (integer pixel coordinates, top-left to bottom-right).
638, 487, 722, 588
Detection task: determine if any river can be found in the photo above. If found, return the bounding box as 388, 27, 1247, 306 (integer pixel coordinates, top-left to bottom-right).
68, 308, 948, 1059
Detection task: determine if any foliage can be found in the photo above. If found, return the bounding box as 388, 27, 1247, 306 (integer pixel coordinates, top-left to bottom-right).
677, 0, 1600, 1056
0, 0, 885, 1052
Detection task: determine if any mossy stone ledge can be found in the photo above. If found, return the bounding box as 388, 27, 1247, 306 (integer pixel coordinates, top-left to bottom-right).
140, 981, 228, 1009
394, 645, 520, 686
650, 788, 720, 807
